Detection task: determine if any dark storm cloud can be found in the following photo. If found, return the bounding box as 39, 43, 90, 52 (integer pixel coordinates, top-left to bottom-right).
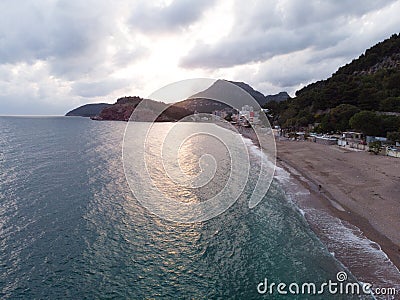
129, 0, 216, 33
180, 0, 398, 69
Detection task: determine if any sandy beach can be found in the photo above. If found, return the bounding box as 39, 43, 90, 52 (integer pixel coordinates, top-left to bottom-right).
275, 139, 400, 290
220, 122, 400, 291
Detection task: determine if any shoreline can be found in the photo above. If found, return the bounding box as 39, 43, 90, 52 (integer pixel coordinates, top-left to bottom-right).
276, 155, 400, 267
274, 139, 400, 292
230, 122, 400, 292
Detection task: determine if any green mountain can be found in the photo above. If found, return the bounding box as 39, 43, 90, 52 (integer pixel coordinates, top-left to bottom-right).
267, 33, 400, 138
265, 91, 290, 103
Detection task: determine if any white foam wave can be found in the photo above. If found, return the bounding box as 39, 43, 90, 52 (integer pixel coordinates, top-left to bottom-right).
274, 162, 400, 290
307, 208, 400, 289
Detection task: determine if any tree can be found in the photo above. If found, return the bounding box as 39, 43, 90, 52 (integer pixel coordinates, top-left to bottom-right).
379, 97, 400, 112
329, 104, 359, 132
315, 114, 334, 133
382, 115, 400, 133
272, 35, 400, 131
279, 105, 297, 127
349, 111, 382, 136
368, 141, 382, 155
387, 131, 400, 143
296, 110, 314, 127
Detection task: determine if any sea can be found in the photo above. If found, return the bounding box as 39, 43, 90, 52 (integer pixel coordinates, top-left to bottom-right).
0, 116, 396, 299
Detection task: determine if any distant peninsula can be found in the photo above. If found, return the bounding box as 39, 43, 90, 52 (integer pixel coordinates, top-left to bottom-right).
65, 103, 112, 117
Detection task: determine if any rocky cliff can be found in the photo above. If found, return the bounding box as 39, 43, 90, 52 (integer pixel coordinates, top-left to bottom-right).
92, 96, 192, 122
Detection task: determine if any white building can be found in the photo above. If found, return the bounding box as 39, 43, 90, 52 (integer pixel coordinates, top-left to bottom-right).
239, 105, 259, 124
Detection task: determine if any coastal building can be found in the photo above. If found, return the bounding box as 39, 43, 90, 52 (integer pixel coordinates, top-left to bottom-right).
366, 136, 388, 144
338, 131, 367, 150
239, 115, 251, 127
315, 136, 337, 145
386, 146, 400, 158
296, 132, 306, 140
231, 113, 239, 123
193, 110, 200, 121
239, 105, 260, 124
239, 105, 253, 122
342, 131, 364, 142
212, 110, 228, 120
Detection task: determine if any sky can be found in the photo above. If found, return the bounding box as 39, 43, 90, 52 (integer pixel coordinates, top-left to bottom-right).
0, 0, 400, 115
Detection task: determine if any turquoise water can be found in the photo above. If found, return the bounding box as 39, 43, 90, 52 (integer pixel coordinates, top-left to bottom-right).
0, 116, 366, 299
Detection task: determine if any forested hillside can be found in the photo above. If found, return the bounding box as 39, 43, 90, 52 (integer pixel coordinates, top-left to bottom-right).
266, 33, 400, 138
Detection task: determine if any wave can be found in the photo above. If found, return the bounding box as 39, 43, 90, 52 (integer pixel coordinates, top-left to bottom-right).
275, 163, 400, 294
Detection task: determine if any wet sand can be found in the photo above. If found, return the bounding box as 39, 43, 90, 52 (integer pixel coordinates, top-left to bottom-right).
275, 139, 400, 291
219, 122, 400, 291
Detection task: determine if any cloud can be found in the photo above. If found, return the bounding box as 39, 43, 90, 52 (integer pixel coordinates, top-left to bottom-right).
71, 78, 131, 98
253, 49, 346, 91
0, 0, 148, 114
129, 0, 217, 33
0, 1, 101, 64
180, 0, 398, 69
180, 29, 317, 68
1, 0, 400, 115
0, 61, 76, 114
0, 1, 146, 77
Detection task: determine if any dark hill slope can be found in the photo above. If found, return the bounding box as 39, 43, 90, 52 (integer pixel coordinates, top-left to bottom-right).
65, 103, 111, 117
270, 33, 400, 134
294, 33, 400, 112
175, 79, 289, 113
93, 96, 192, 121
